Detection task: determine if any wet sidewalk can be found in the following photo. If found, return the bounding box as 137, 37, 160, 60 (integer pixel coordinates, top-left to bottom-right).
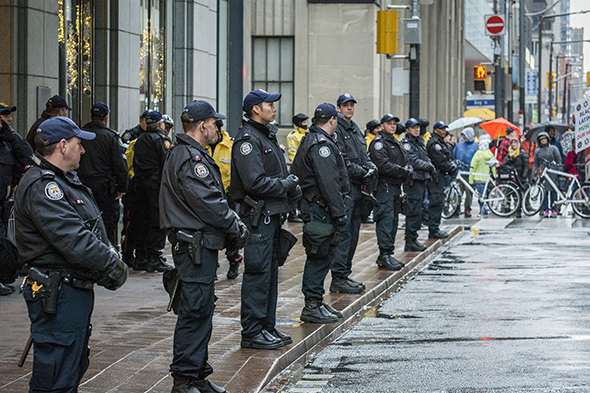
0, 222, 462, 393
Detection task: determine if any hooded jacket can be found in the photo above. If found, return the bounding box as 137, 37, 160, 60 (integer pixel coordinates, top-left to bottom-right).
533, 131, 562, 177
453, 127, 479, 167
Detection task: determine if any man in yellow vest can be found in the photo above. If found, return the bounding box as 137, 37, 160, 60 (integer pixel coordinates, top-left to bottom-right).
286, 113, 308, 163
205, 119, 243, 279
364, 119, 381, 150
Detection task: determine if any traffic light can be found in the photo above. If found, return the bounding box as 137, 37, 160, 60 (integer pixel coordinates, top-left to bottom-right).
474, 65, 487, 80
546, 71, 556, 88
587, 71, 590, 87
473, 65, 487, 91
376, 10, 399, 54
552, 107, 557, 117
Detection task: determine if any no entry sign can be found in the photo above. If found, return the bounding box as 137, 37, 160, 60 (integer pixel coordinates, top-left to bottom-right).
484, 14, 505, 36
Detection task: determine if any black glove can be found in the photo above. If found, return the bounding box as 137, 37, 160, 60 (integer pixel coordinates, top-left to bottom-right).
400, 165, 413, 178
97, 258, 128, 291
363, 167, 376, 181
281, 174, 299, 192
343, 195, 352, 206
449, 162, 458, 176
335, 215, 348, 227
289, 184, 303, 203
426, 163, 436, 174
230, 217, 250, 249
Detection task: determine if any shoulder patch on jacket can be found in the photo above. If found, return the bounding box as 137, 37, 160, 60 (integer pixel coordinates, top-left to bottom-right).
435, 143, 442, 151
403, 143, 411, 151
319, 146, 331, 158
240, 142, 253, 155
374, 141, 384, 151
194, 163, 209, 178
45, 181, 63, 200
163, 139, 172, 150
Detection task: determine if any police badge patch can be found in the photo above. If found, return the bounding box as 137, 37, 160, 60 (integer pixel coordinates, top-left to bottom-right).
45, 182, 63, 200
374, 142, 384, 150
194, 164, 209, 178
319, 146, 331, 157
435, 144, 442, 151
164, 140, 172, 149
240, 142, 253, 155
404, 143, 411, 151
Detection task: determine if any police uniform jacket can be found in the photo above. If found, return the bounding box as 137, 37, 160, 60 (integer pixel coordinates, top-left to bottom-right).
160, 134, 240, 250
26, 111, 52, 149
14, 154, 119, 274
368, 132, 408, 186
132, 128, 172, 178
0, 127, 34, 202
335, 117, 374, 184
229, 118, 292, 216
78, 121, 129, 194
205, 130, 233, 192
291, 125, 350, 219
121, 124, 143, 145
426, 133, 455, 176
286, 126, 306, 163
402, 134, 433, 181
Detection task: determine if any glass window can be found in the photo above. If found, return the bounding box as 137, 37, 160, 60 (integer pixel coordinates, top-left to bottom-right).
251, 37, 294, 126
140, 0, 167, 113
59, 0, 94, 126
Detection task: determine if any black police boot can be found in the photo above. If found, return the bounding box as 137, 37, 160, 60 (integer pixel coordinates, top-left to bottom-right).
226, 255, 242, 280
376, 253, 404, 271
329, 277, 364, 294
322, 302, 343, 318
241, 329, 284, 349
405, 239, 427, 252
194, 380, 228, 393
145, 254, 169, 273
133, 256, 147, 271
301, 298, 338, 324
269, 329, 293, 345
171, 377, 199, 393
346, 277, 366, 290
428, 230, 448, 239
0, 282, 12, 296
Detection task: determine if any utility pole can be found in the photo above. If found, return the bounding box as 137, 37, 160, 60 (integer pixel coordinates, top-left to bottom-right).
562, 63, 569, 121
409, 0, 420, 119
537, 15, 543, 123
494, 0, 504, 118
507, 0, 513, 123
518, 0, 525, 128
548, 39, 554, 121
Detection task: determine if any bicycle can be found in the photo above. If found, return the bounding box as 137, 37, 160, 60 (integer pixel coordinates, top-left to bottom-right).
443, 162, 521, 218
521, 159, 590, 218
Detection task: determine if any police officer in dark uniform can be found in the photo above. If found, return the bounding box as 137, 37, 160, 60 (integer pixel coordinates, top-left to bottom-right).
230, 89, 300, 350
291, 103, 349, 324
426, 121, 456, 239
331, 93, 376, 294
402, 118, 435, 252
368, 114, 413, 270
121, 109, 151, 145
26, 95, 71, 150
160, 100, 248, 393
78, 102, 129, 246
15, 116, 128, 392
132, 111, 172, 272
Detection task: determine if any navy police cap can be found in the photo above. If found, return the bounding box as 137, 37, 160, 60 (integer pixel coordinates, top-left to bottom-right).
243, 89, 281, 111
37, 116, 95, 145
314, 103, 344, 119
337, 93, 357, 106
182, 100, 226, 123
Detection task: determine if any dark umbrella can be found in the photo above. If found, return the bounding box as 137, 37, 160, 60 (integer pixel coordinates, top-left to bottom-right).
526, 121, 569, 141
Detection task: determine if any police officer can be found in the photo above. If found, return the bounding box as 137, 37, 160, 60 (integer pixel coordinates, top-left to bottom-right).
331, 93, 376, 294
369, 114, 413, 270
426, 121, 456, 239
15, 116, 127, 392
286, 113, 308, 163
26, 95, 71, 150
132, 111, 172, 272
78, 102, 129, 246
230, 89, 300, 350
205, 119, 243, 279
162, 114, 175, 136
121, 109, 151, 145
402, 118, 435, 252
160, 100, 247, 393
291, 103, 348, 324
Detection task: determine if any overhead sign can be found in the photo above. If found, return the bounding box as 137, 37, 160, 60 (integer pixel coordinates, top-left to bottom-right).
574, 97, 590, 153
525, 69, 538, 99
484, 14, 505, 36
466, 94, 495, 109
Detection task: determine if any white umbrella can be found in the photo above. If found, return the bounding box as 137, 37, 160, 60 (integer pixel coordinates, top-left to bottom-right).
447, 117, 482, 131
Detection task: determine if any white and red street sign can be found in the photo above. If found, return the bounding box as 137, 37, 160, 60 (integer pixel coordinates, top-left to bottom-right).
484, 14, 506, 36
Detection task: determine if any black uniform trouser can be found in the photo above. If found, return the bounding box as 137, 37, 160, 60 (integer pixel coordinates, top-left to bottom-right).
241, 214, 280, 338
84, 178, 120, 247
405, 179, 427, 242
170, 241, 217, 381
134, 177, 166, 258
120, 187, 138, 261
374, 182, 402, 254
427, 176, 445, 234
24, 283, 93, 393
330, 185, 361, 279
300, 200, 338, 301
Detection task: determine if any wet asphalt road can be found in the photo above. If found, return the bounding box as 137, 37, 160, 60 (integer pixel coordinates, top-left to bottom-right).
281, 220, 590, 392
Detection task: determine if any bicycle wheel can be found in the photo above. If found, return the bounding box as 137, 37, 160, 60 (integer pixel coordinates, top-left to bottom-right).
521, 183, 544, 216
571, 183, 590, 219
486, 183, 521, 217
442, 184, 461, 219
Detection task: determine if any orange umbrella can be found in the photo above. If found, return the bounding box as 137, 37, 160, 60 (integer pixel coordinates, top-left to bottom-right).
480, 117, 520, 138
